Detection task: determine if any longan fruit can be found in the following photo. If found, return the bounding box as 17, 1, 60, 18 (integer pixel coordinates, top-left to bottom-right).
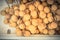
19, 11, 25, 17
27, 25, 36, 34
56, 9, 60, 15
23, 30, 31, 37
48, 17, 53, 22
4, 19, 9, 24
23, 14, 31, 21
34, 1, 40, 8
11, 15, 18, 22
38, 23, 46, 30
43, 29, 48, 34
42, 2, 47, 7
51, 22, 57, 29
16, 28, 22, 36
5, 7, 10, 13
43, 18, 49, 24
39, 11, 46, 19
31, 19, 38, 26
16, 26, 19, 29
37, 18, 43, 24
51, 5, 57, 11
14, 9, 19, 16
36, 29, 39, 34
24, 20, 31, 26
9, 19, 14, 23
31, 10, 37, 18
48, 24, 52, 29
1, 0, 59, 36
55, 15, 60, 21
48, 30, 55, 35
47, 12, 52, 18
30, 29, 36, 34
17, 19, 23, 25
44, 7, 50, 13
9, 22, 17, 27
48, 22, 57, 29
5, 14, 11, 19
37, 18, 42, 23
24, 9, 30, 14
38, 4, 44, 11
47, 0, 54, 5
28, 4, 35, 11
56, 15, 60, 21
19, 4, 26, 11
9, 8, 14, 15
22, 0, 27, 3
13, 5, 18, 10
39, 29, 43, 33
1, 10, 6, 16
19, 23, 25, 29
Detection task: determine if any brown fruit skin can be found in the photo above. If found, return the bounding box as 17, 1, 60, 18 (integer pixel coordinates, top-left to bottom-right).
24, 20, 31, 26
26, 25, 37, 34
39, 11, 46, 19
16, 29, 22, 36
14, 9, 19, 16
4, 19, 9, 24
38, 4, 44, 11
47, 0, 54, 5
24, 9, 30, 14
22, 0, 27, 3
17, 19, 23, 25
5, 7, 10, 13
34, 1, 40, 8
48, 30, 55, 35
30, 10, 37, 18
9, 22, 17, 27
56, 9, 60, 15
10, 15, 18, 22
9, 8, 14, 15
38, 23, 46, 30
51, 5, 57, 11
48, 22, 57, 29
47, 13, 52, 18
5, 14, 11, 19
19, 11, 25, 17
19, 4, 26, 11
36, 29, 40, 34
1, 10, 6, 16
1, 0, 60, 36
18, 23, 25, 30
55, 15, 60, 21
48, 17, 53, 22
43, 29, 48, 35
31, 19, 38, 26
42, 2, 47, 7
28, 4, 35, 11
13, 5, 19, 10
43, 18, 49, 24
23, 30, 31, 37
44, 7, 50, 13
23, 14, 31, 21
37, 18, 43, 24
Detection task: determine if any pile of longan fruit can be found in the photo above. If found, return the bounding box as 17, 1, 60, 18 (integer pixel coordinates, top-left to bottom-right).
0, 0, 60, 36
